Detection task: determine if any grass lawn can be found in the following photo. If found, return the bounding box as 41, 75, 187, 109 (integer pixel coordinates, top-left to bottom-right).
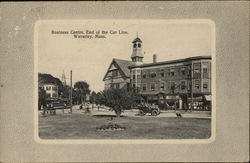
39, 113, 211, 139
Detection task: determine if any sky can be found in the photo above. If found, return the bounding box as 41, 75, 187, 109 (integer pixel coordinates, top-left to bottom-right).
37, 20, 212, 92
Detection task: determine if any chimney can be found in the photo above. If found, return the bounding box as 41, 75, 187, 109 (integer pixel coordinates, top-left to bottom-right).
153, 54, 157, 63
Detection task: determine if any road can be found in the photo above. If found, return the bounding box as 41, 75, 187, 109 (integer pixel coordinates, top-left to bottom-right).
39, 105, 211, 119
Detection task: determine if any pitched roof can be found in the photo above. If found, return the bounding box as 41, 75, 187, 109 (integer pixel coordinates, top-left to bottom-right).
132, 37, 142, 43
102, 58, 132, 81
113, 58, 132, 77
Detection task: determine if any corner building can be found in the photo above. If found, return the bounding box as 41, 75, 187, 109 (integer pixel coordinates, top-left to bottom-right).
104, 37, 212, 110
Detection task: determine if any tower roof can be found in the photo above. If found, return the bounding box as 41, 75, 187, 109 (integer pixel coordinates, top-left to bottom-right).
132, 37, 142, 43
131, 37, 144, 59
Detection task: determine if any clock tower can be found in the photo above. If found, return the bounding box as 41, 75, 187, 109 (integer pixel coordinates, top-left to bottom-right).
131, 37, 144, 66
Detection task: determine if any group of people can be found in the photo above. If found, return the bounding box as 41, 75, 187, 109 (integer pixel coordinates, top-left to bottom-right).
79, 102, 101, 112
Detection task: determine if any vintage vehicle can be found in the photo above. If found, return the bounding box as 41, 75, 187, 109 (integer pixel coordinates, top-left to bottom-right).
43, 98, 70, 115
138, 104, 161, 116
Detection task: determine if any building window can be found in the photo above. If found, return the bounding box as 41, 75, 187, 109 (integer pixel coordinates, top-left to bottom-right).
203, 83, 208, 89
113, 83, 119, 89
181, 81, 186, 90
203, 68, 208, 73
160, 69, 164, 77
142, 73, 146, 79
170, 68, 175, 76
194, 63, 201, 73
151, 83, 155, 91
133, 84, 136, 88
150, 72, 156, 78
112, 70, 118, 77
110, 83, 120, 89
52, 87, 57, 91
187, 65, 191, 76
142, 84, 147, 91
195, 79, 200, 89
203, 65, 208, 73
133, 75, 135, 79
160, 83, 164, 91
137, 74, 141, 79
181, 67, 186, 75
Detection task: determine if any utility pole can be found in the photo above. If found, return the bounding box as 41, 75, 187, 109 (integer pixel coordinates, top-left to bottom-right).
70, 70, 72, 113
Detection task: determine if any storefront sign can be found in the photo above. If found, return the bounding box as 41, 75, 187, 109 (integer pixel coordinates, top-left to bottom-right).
166, 95, 179, 100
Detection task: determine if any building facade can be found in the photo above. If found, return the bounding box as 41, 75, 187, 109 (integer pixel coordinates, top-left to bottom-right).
103, 58, 132, 90
130, 56, 211, 110
103, 37, 212, 110
42, 83, 59, 98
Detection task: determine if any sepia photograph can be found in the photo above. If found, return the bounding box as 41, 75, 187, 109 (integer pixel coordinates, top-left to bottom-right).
0, 1, 248, 162
35, 20, 215, 142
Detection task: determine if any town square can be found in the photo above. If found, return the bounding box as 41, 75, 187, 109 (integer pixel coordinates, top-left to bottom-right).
37, 20, 213, 140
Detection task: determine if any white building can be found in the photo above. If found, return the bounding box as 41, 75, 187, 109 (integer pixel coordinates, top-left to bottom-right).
42, 83, 58, 98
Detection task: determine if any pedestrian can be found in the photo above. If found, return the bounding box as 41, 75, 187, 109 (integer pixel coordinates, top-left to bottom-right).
85, 102, 90, 113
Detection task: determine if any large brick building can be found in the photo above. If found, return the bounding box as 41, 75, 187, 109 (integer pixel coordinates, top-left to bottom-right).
103, 37, 212, 110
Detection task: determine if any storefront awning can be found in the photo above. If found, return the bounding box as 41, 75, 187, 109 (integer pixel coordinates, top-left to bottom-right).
188, 96, 203, 102
140, 92, 160, 95
166, 95, 179, 100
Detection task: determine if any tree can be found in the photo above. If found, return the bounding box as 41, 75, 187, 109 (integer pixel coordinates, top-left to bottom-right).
90, 91, 97, 104
95, 92, 105, 105
38, 73, 64, 96
38, 87, 46, 110
102, 88, 138, 117
60, 85, 71, 98
74, 81, 91, 104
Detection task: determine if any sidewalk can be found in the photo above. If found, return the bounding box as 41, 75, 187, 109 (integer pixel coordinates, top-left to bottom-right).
83, 106, 211, 119
39, 105, 211, 119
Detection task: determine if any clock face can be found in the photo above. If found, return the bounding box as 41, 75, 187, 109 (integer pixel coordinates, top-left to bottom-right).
138, 43, 141, 48
133, 44, 137, 48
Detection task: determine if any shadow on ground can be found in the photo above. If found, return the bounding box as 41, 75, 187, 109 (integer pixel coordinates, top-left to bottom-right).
92, 115, 126, 118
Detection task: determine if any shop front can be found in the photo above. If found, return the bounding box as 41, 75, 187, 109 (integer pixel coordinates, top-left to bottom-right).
140, 93, 211, 111
158, 94, 184, 110
188, 95, 211, 111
